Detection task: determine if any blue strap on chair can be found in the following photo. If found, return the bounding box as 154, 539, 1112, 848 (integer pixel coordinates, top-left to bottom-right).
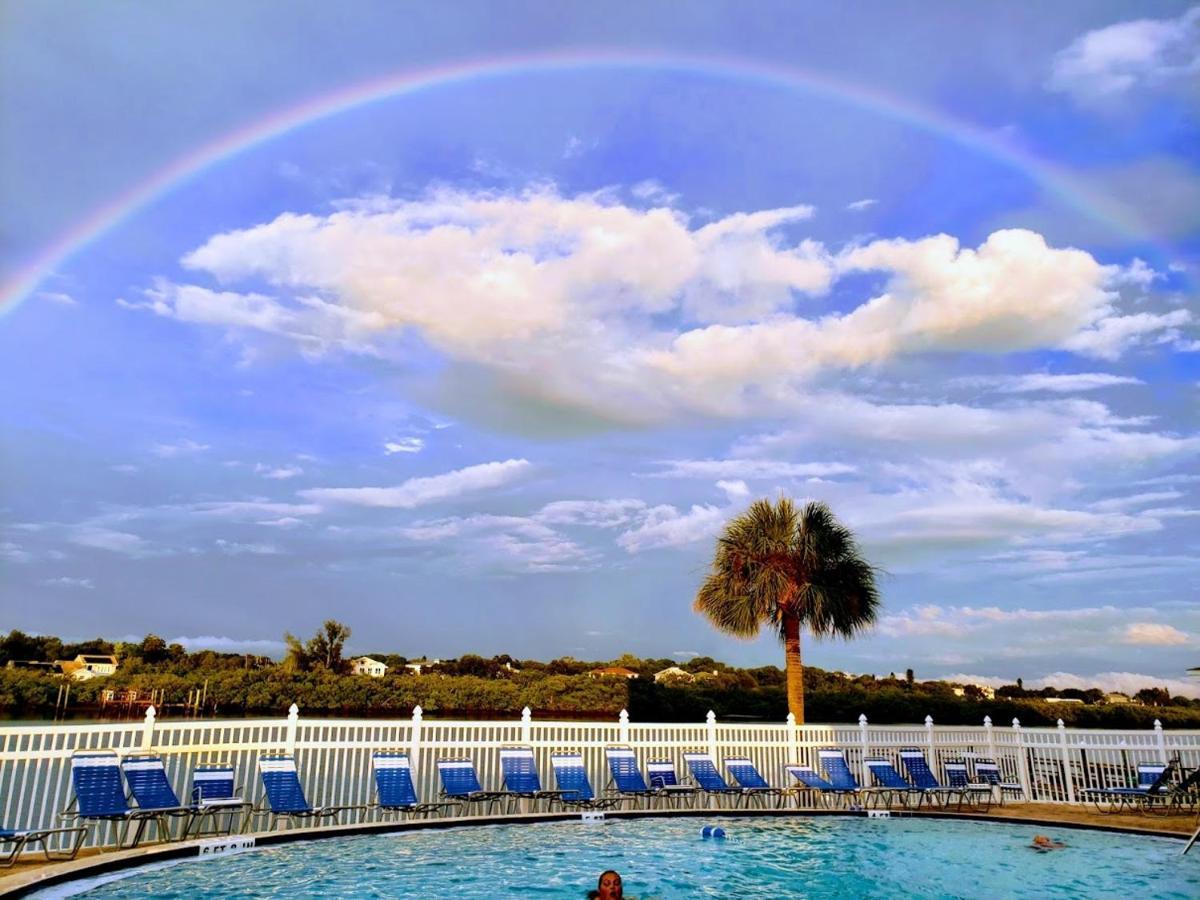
187, 762, 251, 835
68, 752, 172, 847
864, 758, 923, 809
606, 747, 657, 807
787, 765, 835, 791
646, 759, 697, 807
684, 753, 741, 808
550, 753, 619, 809
944, 761, 993, 810
192, 764, 238, 804
71, 752, 130, 819
436, 758, 511, 813
260, 756, 312, 814
786, 764, 843, 808
258, 754, 361, 829
499, 747, 563, 807
1081, 762, 1169, 813
121, 756, 187, 811
818, 749, 861, 793
974, 758, 1024, 803
372, 751, 457, 817
724, 757, 787, 808
898, 749, 969, 808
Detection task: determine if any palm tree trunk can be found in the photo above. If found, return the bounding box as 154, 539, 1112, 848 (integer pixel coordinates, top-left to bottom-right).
783, 612, 805, 723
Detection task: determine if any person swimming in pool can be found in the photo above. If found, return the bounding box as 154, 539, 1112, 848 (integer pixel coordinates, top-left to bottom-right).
586, 869, 624, 899
1031, 834, 1066, 851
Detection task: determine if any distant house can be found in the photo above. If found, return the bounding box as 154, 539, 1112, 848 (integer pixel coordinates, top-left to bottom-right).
588, 666, 640, 680
951, 683, 996, 700
1104, 692, 1132, 705
1044, 697, 1083, 704
350, 656, 389, 678
405, 659, 440, 676
5, 660, 61, 674
59, 654, 118, 681
653, 666, 694, 684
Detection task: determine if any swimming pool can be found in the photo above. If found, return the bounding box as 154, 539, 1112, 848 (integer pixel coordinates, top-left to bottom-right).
36, 816, 1200, 898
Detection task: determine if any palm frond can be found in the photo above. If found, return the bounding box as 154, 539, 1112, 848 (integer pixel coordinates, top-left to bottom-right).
696, 496, 881, 644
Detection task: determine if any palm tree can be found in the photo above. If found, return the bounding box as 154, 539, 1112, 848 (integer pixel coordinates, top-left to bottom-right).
694, 498, 881, 723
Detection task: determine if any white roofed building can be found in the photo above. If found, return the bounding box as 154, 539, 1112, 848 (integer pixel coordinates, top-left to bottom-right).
350, 656, 389, 678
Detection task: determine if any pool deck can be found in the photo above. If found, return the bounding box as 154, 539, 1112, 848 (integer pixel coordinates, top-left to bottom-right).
2, 803, 1196, 896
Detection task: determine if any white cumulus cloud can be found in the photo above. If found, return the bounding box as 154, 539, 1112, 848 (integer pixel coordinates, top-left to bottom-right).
152, 187, 1191, 424
302, 459, 532, 509
255, 464, 303, 480
1122, 622, 1190, 646
384, 438, 425, 454
151, 439, 210, 458
1048, 6, 1200, 102
959, 373, 1143, 394
617, 503, 726, 552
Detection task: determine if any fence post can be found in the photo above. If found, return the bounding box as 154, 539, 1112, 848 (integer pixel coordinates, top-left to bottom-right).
285, 703, 299, 755
619, 709, 630, 745
983, 715, 996, 762
786, 712, 800, 766
858, 713, 870, 787
706, 710, 717, 761
409, 705, 423, 760
925, 715, 936, 767
140, 705, 157, 751
521, 707, 532, 745
1013, 718, 1031, 801
1057, 719, 1076, 804
1154, 719, 1166, 762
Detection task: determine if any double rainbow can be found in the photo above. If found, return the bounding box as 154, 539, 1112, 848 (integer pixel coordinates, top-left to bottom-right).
0, 49, 1149, 317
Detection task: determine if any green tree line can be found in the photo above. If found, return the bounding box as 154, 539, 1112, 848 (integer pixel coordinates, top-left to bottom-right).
2, 627, 1197, 727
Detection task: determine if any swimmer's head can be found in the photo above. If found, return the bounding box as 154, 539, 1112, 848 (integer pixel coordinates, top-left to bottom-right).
597, 870, 623, 900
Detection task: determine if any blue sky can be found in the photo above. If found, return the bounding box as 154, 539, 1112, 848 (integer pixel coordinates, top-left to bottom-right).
2, 2, 1198, 696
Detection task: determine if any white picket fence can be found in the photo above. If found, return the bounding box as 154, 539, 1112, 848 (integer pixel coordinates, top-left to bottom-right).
2, 706, 1197, 852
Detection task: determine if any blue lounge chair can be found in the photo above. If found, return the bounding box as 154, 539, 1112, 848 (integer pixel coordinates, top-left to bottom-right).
1081, 762, 1169, 814
898, 749, 969, 809
192, 762, 240, 804
786, 764, 851, 808
1144, 765, 1200, 816
818, 748, 863, 803
257, 754, 361, 830
646, 759, 697, 808
124, 755, 250, 838
500, 747, 567, 809
683, 752, 744, 807
549, 753, 620, 810
944, 761, 993, 811
188, 762, 252, 835
605, 747, 659, 808
724, 757, 789, 808
371, 751, 458, 818
864, 758, 924, 809
436, 757, 514, 814
1, 821, 87, 868
63, 751, 177, 848
973, 758, 1024, 803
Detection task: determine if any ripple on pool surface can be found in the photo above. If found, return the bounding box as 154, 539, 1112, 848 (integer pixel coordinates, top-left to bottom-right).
43, 816, 1200, 899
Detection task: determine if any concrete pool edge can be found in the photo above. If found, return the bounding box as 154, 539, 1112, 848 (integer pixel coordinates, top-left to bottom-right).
1, 807, 1190, 898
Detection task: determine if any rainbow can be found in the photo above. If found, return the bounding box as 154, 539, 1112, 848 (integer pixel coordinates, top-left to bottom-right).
0, 49, 1150, 316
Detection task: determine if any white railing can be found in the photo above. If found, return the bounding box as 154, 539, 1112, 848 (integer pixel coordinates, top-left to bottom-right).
1, 706, 1196, 852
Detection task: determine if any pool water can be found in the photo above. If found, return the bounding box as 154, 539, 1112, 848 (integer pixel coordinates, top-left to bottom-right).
42, 816, 1200, 899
